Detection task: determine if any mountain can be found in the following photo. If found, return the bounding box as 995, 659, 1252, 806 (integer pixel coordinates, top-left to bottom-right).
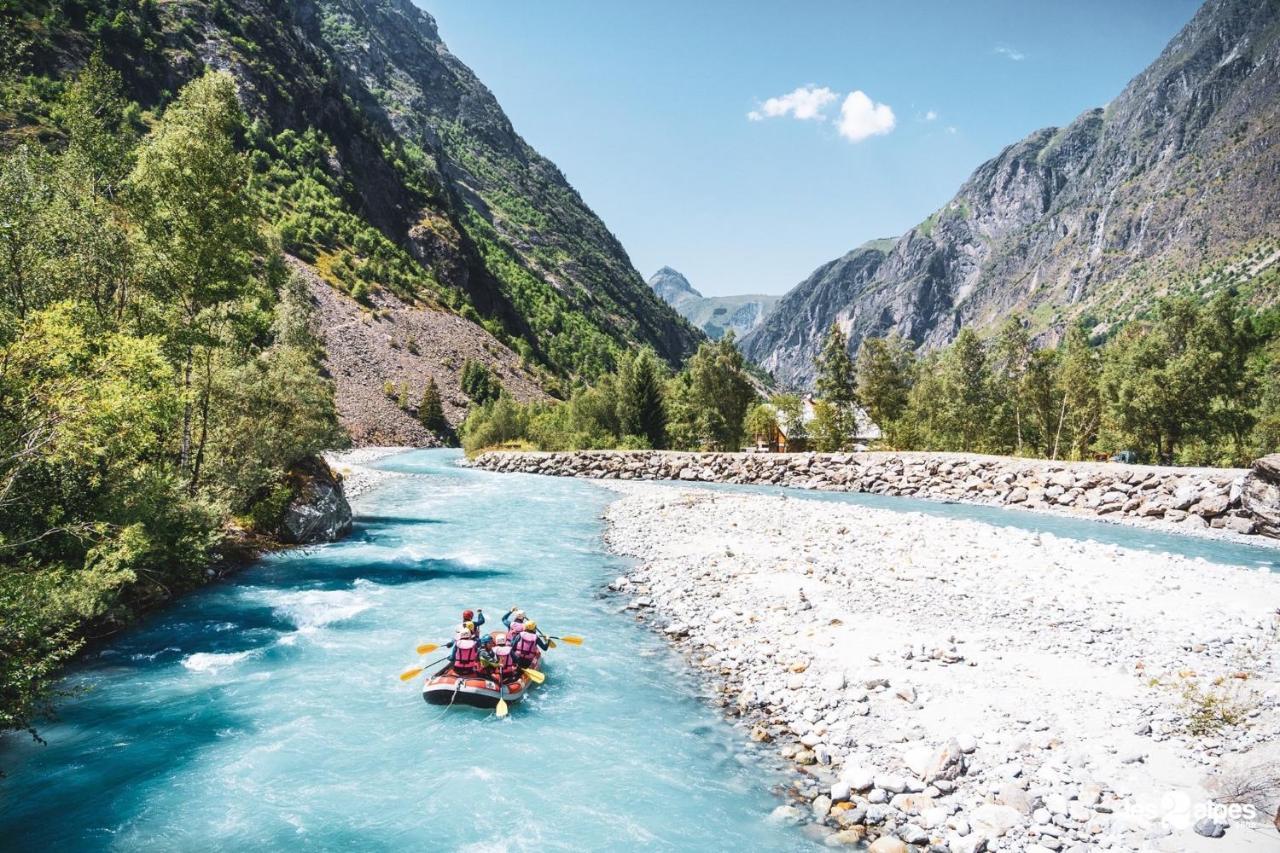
649, 266, 703, 306
648, 267, 780, 341
742, 0, 1280, 389
3, 0, 700, 440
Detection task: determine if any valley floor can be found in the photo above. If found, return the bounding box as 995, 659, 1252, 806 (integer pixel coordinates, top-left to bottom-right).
601, 482, 1280, 852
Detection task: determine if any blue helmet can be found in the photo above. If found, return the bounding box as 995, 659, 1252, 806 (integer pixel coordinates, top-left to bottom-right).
480, 634, 493, 645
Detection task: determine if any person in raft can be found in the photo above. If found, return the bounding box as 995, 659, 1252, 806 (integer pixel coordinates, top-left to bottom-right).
510, 620, 549, 670
501, 607, 525, 632
447, 622, 481, 674
493, 633, 517, 681
460, 608, 485, 634
478, 634, 502, 683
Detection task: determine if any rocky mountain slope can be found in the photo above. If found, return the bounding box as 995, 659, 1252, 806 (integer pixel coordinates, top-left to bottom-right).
742, 0, 1280, 388
648, 267, 779, 341
4, 0, 699, 439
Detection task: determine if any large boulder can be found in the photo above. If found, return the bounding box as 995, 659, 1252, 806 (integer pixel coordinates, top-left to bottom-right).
1242, 454, 1280, 539
279, 455, 354, 544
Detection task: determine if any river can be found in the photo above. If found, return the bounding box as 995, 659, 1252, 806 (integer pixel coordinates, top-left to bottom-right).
2, 449, 1276, 851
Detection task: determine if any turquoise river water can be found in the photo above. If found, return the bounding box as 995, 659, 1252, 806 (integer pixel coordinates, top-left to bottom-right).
2, 450, 1277, 851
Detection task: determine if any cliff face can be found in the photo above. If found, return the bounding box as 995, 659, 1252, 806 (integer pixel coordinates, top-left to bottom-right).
7, 0, 699, 393
743, 0, 1280, 388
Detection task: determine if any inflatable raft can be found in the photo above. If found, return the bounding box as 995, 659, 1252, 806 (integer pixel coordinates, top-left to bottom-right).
422, 663, 536, 708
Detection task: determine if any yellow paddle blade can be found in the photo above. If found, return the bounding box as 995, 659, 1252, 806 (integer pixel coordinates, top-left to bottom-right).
415, 643, 439, 656
557, 635, 584, 646
547, 640, 557, 649
399, 666, 424, 682
522, 668, 546, 684
495, 698, 508, 718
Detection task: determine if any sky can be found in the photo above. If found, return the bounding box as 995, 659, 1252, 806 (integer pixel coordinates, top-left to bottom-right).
418, 0, 1203, 297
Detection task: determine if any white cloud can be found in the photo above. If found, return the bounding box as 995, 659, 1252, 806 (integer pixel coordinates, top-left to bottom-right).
924, 110, 938, 122
995, 45, 1026, 61
837, 90, 896, 142
747, 86, 838, 122
946, 125, 959, 135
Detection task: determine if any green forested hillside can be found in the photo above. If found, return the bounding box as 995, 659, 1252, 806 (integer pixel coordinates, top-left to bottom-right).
0, 0, 702, 741
0, 62, 344, 742
1, 0, 699, 385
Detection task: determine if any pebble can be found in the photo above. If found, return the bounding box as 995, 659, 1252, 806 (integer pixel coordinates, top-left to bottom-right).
587, 475, 1280, 852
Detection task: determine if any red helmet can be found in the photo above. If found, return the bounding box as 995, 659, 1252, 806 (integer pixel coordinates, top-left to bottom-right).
462, 609, 474, 621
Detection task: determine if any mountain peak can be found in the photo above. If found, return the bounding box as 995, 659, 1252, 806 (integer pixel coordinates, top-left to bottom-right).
649, 267, 703, 304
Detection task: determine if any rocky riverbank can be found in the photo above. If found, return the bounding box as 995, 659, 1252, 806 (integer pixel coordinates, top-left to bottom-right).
600, 482, 1280, 852
323, 447, 412, 501
466, 450, 1279, 542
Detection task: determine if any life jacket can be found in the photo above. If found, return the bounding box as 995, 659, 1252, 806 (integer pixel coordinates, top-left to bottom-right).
494, 644, 516, 675
512, 630, 540, 659
453, 638, 479, 668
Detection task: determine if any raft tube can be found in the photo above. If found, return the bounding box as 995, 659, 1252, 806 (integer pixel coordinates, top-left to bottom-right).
422, 663, 539, 709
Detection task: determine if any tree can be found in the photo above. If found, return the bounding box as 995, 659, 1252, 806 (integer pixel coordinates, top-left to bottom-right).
0, 146, 54, 322
772, 393, 808, 450
990, 316, 1033, 454
674, 332, 756, 450
937, 328, 990, 452
128, 71, 264, 492
617, 349, 666, 449
815, 323, 857, 448
460, 359, 500, 405
743, 403, 778, 448
1056, 324, 1102, 459
419, 377, 448, 435
855, 334, 915, 446
1022, 347, 1063, 458
57, 51, 135, 201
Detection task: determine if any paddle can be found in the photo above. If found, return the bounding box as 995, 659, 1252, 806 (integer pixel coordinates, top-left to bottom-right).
522, 667, 545, 684
414, 642, 440, 656
399, 656, 447, 682
496, 695, 509, 718
550, 635, 584, 646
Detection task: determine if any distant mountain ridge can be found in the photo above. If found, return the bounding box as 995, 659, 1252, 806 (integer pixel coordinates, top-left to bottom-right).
648, 267, 779, 341
742, 0, 1280, 388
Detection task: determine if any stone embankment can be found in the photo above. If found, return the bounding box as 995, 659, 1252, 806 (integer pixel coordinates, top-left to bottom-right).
465, 450, 1278, 539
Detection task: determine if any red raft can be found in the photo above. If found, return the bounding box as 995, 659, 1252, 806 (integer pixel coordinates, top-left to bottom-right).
422, 631, 542, 709
421, 663, 536, 709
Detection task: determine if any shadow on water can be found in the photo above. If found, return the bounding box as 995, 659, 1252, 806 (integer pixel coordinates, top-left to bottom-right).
353, 514, 447, 529
0, 680, 251, 838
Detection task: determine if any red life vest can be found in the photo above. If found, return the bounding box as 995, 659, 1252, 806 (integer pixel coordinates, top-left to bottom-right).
453, 638, 479, 668
513, 630, 540, 658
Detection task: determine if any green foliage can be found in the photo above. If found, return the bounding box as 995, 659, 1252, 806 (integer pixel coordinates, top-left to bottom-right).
617, 349, 667, 450
772, 393, 808, 450
0, 68, 343, 747
666, 333, 756, 451
855, 335, 915, 447
743, 403, 778, 444
857, 292, 1276, 463
419, 377, 448, 436
461, 335, 758, 454
814, 324, 858, 450
461, 359, 501, 405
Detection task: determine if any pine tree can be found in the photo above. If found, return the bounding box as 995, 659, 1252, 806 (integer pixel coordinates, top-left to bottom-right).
815, 323, 858, 448
855, 334, 915, 444
617, 349, 667, 448
419, 377, 448, 434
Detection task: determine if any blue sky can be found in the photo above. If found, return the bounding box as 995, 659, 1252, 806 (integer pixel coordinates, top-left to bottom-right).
419, 1, 1202, 297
